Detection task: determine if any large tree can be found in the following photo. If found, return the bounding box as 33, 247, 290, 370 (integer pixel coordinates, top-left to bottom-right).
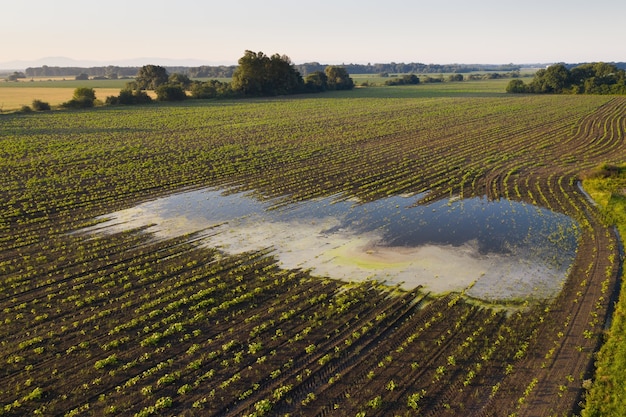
135, 65, 169, 90
528, 64, 571, 93
324, 66, 354, 90
231, 50, 303, 96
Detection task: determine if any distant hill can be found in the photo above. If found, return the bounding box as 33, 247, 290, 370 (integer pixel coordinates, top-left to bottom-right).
0, 56, 228, 71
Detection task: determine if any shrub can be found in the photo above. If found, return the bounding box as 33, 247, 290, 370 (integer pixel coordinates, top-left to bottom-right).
506, 79, 527, 94
73, 87, 96, 102
32, 99, 51, 111
106, 89, 153, 106
62, 97, 94, 109
385, 74, 420, 86
133, 90, 152, 104
105, 95, 119, 105
62, 88, 96, 108
155, 84, 187, 101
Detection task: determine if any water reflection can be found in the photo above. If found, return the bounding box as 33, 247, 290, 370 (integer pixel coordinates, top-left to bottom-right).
89, 188, 580, 302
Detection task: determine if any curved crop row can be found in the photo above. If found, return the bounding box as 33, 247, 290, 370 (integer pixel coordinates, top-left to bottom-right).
0, 90, 624, 416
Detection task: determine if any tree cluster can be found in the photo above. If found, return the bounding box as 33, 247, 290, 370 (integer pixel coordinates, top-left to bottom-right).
16, 99, 51, 114
231, 51, 304, 96
295, 62, 523, 76
186, 65, 236, 78
25, 65, 137, 78
303, 66, 354, 92
4, 71, 26, 81
105, 51, 355, 104
384, 74, 420, 86
230, 51, 353, 95
507, 63, 626, 94
104, 89, 152, 106
22, 62, 522, 79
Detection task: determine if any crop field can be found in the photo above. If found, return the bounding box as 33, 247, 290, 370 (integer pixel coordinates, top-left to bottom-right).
0, 78, 140, 111
0, 88, 123, 111
581, 164, 626, 417
0, 85, 625, 416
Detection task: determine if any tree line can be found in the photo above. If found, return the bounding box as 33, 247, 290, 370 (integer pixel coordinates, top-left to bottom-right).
106, 51, 354, 104
296, 62, 522, 76
23, 64, 238, 79
507, 62, 626, 94
22, 62, 526, 80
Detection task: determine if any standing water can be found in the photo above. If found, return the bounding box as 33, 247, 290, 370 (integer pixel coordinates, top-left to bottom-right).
84, 188, 580, 302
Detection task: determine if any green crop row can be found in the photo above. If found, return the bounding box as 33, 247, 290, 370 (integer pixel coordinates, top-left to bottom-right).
0, 87, 624, 416
581, 164, 626, 417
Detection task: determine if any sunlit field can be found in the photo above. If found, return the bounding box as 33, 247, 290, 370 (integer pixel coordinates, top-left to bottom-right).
1, 82, 624, 416
0, 87, 123, 110
0, 75, 514, 111
0, 77, 130, 110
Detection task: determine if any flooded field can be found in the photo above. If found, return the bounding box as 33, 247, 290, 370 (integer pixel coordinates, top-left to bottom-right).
88, 188, 580, 302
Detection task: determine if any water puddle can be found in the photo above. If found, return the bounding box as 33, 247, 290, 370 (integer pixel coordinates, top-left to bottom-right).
85, 188, 580, 302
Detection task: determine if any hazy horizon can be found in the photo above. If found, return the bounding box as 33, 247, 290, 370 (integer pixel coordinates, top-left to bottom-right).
0, 55, 570, 71
2, 0, 624, 70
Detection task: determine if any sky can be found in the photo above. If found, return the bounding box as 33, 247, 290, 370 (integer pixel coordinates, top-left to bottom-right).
1, 0, 624, 66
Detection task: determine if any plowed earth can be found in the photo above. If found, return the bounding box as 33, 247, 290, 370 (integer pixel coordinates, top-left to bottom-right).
0, 92, 624, 416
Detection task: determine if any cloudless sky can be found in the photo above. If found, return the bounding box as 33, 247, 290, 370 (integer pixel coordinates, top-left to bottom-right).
2, 0, 624, 65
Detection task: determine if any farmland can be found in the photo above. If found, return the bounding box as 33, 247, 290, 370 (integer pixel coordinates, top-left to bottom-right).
0, 78, 130, 111
1, 84, 625, 416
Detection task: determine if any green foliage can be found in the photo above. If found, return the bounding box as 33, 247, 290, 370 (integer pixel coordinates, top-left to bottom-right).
509, 62, 626, 94
23, 387, 43, 401
73, 87, 96, 102
407, 390, 426, 410
421, 75, 444, 83
506, 79, 527, 93
61, 87, 96, 108
190, 79, 232, 99
385, 74, 420, 86
254, 399, 272, 415
367, 395, 382, 409
135, 65, 169, 90
324, 66, 354, 90
0, 89, 623, 417
94, 354, 118, 370
168, 73, 192, 89
304, 71, 328, 92
581, 163, 626, 417
231, 50, 304, 96
155, 83, 187, 101
303, 67, 356, 92
31, 99, 51, 111
533, 64, 571, 93
106, 88, 152, 105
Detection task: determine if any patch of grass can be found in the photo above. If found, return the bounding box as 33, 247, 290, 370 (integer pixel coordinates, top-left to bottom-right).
582, 162, 626, 417
0, 87, 122, 111
0, 78, 132, 111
